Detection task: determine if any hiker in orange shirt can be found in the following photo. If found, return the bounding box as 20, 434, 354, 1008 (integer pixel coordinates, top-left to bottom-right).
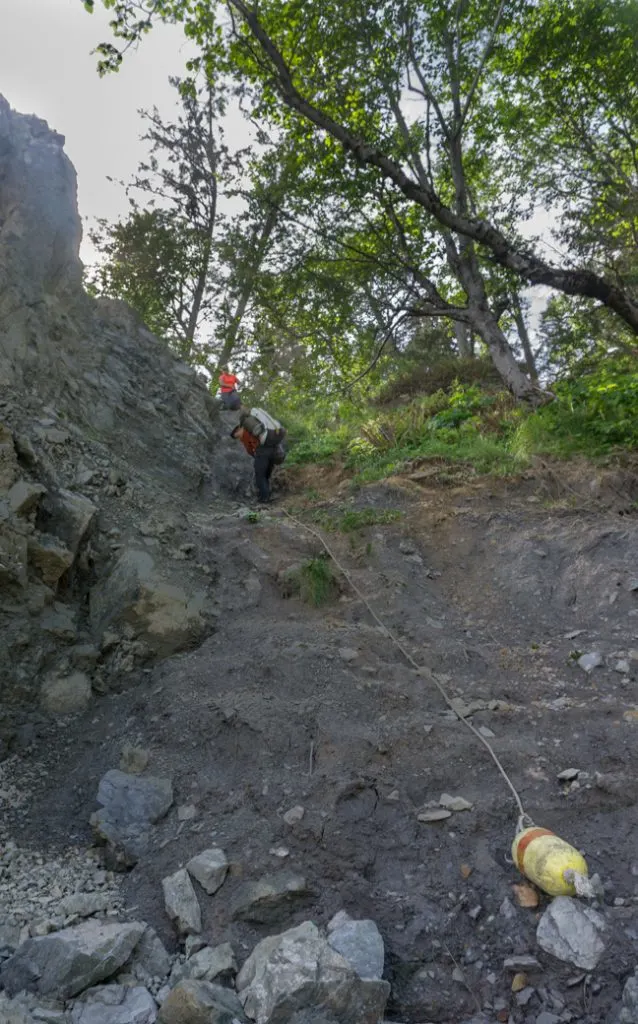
218, 368, 241, 410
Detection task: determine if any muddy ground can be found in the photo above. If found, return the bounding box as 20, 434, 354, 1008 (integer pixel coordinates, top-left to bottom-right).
2, 466, 638, 1023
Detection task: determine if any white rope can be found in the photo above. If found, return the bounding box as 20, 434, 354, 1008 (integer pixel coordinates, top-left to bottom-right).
284, 509, 531, 824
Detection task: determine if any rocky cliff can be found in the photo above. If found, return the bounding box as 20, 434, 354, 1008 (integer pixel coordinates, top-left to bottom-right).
0, 94, 247, 743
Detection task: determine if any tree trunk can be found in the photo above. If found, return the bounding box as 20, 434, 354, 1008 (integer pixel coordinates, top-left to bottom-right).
454, 322, 472, 358
470, 305, 542, 405
510, 291, 538, 383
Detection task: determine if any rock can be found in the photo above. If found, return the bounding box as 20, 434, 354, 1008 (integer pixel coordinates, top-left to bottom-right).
417, 808, 452, 822
177, 804, 197, 821
40, 603, 78, 641
511, 972, 528, 992
0, 994, 35, 1024
170, 944, 236, 985
186, 848, 228, 896
8, 479, 47, 515
231, 872, 312, 924
535, 1014, 560, 1024
536, 896, 606, 970
58, 893, 111, 919
89, 549, 207, 657
439, 793, 473, 812
283, 805, 305, 826
44, 488, 97, 556
71, 985, 157, 1024
119, 744, 150, 775
28, 534, 74, 587
162, 869, 202, 935
577, 652, 603, 673
503, 956, 540, 970
0, 919, 145, 999
158, 980, 246, 1024
0, 522, 28, 586
399, 540, 417, 554
615, 659, 631, 675
237, 921, 389, 1024
184, 937, 207, 958
557, 768, 580, 781
620, 967, 638, 1023
0, 424, 19, 492
338, 648, 358, 663
0, 923, 22, 957
91, 770, 173, 867
326, 915, 384, 980
128, 927, 171, 981
40, 672, 91, 715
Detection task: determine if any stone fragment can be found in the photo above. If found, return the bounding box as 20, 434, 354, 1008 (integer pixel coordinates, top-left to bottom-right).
0, 919, 145, 999
119, 745, 150, 775
158, 980, 246, 1024
439, 793, 473, 812
0, 522, 28, 586
186, 848, 228, 896
8, 479, 47, 515
620, 967, 638, 1024
236, 921, 389, 1024
536, 896, 606, 970
616, 660, 631, 675
338, 648, 358, 663
577, 652, 603, 673
283, 805, 305, 826
162, 869, 202, 935
170, 944, 236, 986
40, 603, 78, 640
40, 672, 91, 715
91, 770, 173, 867
557, 768, 580, 782
28, 534, 74, 587
417, 808, 452, 822
59, 892, 111, 919
71, 985, 157, 1024
326, 914, 384, 980
231, 872, 312, 924
128, 927, 171, 981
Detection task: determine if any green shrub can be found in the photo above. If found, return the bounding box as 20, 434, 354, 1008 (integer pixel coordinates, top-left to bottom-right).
297, 555, 339, 606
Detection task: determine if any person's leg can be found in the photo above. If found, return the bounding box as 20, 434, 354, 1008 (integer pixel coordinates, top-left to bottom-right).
253, 446, 271, 502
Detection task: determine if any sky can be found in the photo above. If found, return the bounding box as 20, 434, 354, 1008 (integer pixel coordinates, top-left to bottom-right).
1, 0, 192, 261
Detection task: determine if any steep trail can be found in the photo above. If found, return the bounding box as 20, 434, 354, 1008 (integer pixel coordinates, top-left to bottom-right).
4, 471, 638, 1022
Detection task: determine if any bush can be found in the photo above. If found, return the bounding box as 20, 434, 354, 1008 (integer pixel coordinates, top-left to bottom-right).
375, 356, 502, 404
296, 555, 339, 606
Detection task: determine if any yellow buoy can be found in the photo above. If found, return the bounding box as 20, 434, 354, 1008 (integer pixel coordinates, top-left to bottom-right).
511, 826, 588, 897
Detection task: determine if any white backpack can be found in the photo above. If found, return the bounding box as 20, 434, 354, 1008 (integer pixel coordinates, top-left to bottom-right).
250, 407, 282, 441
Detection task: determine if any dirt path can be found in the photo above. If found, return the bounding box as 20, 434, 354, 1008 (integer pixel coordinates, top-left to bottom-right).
3, 475, 638, 1022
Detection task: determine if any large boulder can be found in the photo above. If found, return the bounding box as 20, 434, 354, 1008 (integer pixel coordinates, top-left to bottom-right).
158, 980, 246, 1024
89, 549, 207, 657
326, 913, 385, 981
0, 919, 145, 999
91, 770, 174, 867
186, 848, 229, 896
236, 921, 390, 1024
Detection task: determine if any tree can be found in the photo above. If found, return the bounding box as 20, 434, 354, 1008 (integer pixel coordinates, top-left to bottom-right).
83, 0, 638, 348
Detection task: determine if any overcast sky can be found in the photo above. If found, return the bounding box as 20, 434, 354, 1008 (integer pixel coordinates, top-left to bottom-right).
1, 0, 191, 261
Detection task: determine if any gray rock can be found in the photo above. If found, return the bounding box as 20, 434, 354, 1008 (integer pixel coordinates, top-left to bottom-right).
59, 893, 111, 919
577, 651, 603, 673
338, 648, 358, 663
158, 980, 245, 1024
620, 967, 638, 1023
283, 805, 305, 826
90, 770, 173, 866
40, 603, 78, 641
186, 848, 228, 896
0, 919, 145, 999
8, 479, 47, 515
236, 921, 389, 1024
615, 659, 631, 675
557, 768, 580, 781
45, 488, 97, 557
119, 745, 150, 775
439, 792, 473, 812
535, 1014, 560, 1024
231, 872, 312, 924
28, 534, 74, 587
536, 896, 606, 970
417, 808, 452, 822
170, 944, 236, 985
40, 672, 91, 715
503, 955, 540, 970
126, 926, 171, 982
326, 915, 384, 980
71, 986, 156, 1024
0, 923, 22, 956
0, 994, 36, 1024
162, 869, 202, 935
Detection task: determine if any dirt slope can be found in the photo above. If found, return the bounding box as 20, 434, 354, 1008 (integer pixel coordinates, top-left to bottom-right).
3, 474, 638, 1023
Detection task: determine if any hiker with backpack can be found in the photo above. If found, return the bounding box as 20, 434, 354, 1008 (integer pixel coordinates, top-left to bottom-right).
218, 367, 241, 410
231, 406, 286, 504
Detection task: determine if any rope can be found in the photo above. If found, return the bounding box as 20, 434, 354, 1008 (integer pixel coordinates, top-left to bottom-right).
284, 509, 531, 825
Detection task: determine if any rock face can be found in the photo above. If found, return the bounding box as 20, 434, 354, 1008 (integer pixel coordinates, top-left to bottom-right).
0, 95, 229, 725
0, 919, 145, 999
91, 770, 174, 867
536, 896, 606, 970
236, 921, 390, 1024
